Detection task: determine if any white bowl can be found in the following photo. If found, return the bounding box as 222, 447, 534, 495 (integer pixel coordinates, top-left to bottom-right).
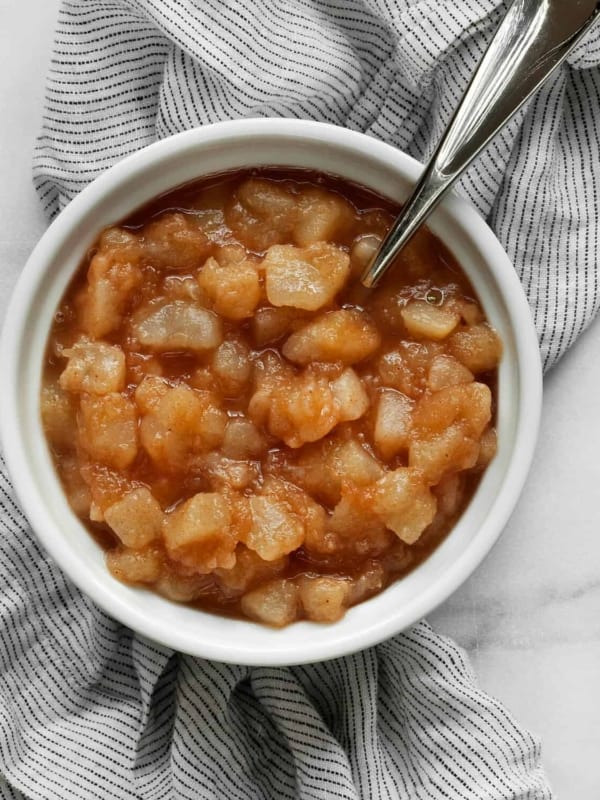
0, 119, 542, 665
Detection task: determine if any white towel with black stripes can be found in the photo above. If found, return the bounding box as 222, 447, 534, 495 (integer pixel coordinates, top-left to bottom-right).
1, 0, 599, 798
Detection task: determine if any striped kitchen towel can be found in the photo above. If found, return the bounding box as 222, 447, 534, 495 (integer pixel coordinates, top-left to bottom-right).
2, 0, 600, 797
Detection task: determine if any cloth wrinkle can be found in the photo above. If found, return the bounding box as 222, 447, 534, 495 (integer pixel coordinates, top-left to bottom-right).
392, 0, 503, 91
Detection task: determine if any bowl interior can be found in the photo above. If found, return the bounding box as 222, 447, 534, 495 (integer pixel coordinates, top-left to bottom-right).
1, 120, 541, 665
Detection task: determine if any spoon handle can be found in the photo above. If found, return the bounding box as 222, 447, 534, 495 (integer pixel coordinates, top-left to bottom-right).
361, 0, 600, 288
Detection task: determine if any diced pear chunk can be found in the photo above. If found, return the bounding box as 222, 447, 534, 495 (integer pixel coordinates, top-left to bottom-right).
211, 339, 252, 396
60, 455, 92, 517
80, 463, 133, 518
251, 306, 306, 347
197, 256, 261, 320
294, 188, 355, 246
264, 242, 350, 311
373, 389, 414, 459
141, 211, 212, 270
162, 274, 203, 303
200, 453, 260, 492
297, 576, 350, 622
222, 418, 267, 459
79, 393, 138, 470
41, 384, 76, 449
350, 234, 382, 272
331, 368, 369, 422
434, 474, 465, 518
282, 309, 381, 365
427, 354, 474, 390
215, 547, 288, 595
258, 370, 338, 448
477, 426, 498, 468
449, 323, 502, 373
348, 563, 385, 606
134, 374, 170, 413
401, 300, 460, 340
104, 487, 164, 548
263, 477, 327, 542
246, 496, 305, 561
106, 546, 163, 585
226, 178, 299, 251
237, 179, 296, 219
450, 298, 484, 326
413, 382, 491, 438
279, 442, 338, 504
132, 301, 222, 352
155, 571, 214, 603
163, 493, 236, 572
241, 579, 299, 627
373, 468, 437, 544
60, 340, 126, 395
321, 491, 392, 557
139, 382, 226, 470
330, 440, 384, 486
82, 234, 143, 338
377, 341, 443, 398
409, 422, 480, 484
286, 439, 383, 509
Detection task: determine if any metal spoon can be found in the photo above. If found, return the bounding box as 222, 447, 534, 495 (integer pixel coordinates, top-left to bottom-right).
361, 0, 600, 288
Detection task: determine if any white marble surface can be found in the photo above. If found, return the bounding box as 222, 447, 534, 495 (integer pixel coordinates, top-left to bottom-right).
1, 2, 599, 796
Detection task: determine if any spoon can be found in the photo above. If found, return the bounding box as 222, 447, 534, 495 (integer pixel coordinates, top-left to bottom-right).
361, 0, 600, 288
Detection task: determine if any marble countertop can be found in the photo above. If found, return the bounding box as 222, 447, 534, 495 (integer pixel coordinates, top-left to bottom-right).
1, 2, 599, 796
